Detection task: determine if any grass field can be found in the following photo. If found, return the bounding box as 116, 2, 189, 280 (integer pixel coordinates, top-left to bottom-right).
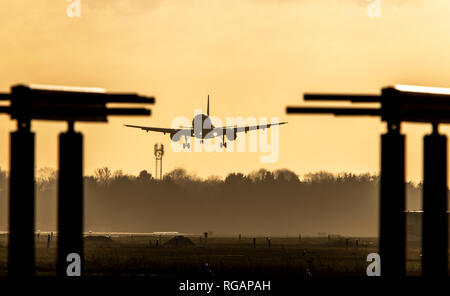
0, 234, 423, 277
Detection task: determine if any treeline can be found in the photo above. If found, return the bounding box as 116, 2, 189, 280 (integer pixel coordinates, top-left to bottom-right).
0, 167, 422, 236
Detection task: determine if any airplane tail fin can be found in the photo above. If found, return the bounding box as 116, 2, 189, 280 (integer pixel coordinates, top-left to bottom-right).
207, 94, 210, 116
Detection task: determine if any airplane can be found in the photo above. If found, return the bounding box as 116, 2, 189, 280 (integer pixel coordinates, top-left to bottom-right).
124, 95, 287, 149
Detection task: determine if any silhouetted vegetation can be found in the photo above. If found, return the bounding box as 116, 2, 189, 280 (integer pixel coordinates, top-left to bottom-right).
0, 167, 423, 236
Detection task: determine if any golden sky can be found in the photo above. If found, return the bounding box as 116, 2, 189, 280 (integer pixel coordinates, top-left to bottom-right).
1, 0, 450, 181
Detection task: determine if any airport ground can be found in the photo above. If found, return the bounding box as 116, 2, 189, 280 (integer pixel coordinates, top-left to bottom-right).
0, 234, 423, 277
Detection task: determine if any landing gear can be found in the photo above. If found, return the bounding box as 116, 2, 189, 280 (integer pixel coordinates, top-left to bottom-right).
183, 135, 190, 149
220, 133, 227, 149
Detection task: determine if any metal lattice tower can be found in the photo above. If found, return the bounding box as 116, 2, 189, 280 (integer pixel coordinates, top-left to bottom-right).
154, 143, 164, 180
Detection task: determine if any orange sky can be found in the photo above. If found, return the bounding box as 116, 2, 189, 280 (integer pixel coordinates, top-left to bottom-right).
1, 0, 450, 181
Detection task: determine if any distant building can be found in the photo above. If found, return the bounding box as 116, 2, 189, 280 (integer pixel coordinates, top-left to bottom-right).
406, 211, 449, 244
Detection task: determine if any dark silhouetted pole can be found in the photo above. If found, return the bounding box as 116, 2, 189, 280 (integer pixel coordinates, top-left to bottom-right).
423, 123, 448, 277
379, 121, 406, 277
8, 119, 35, 276
57, 121, 84, 277
1, 84, 154, 277
287, 86, 450, 277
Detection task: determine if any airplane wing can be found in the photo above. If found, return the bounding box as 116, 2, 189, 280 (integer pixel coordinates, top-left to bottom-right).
217, 121, 288, 135
125, 121, 287, 139
124, 124, 193, 135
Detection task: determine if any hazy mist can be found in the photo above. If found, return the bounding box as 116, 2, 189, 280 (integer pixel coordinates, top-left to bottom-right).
0, 167, 423, 237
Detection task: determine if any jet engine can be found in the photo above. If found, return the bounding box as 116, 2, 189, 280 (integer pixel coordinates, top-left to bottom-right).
170, 132, 182, 142
225, 129, 237, 141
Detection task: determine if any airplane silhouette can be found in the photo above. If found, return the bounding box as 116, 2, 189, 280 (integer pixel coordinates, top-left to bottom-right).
125, 95, 287, 149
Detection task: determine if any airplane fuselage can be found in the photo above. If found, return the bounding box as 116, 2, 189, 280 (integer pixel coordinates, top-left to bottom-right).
192, 113, 216, 139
